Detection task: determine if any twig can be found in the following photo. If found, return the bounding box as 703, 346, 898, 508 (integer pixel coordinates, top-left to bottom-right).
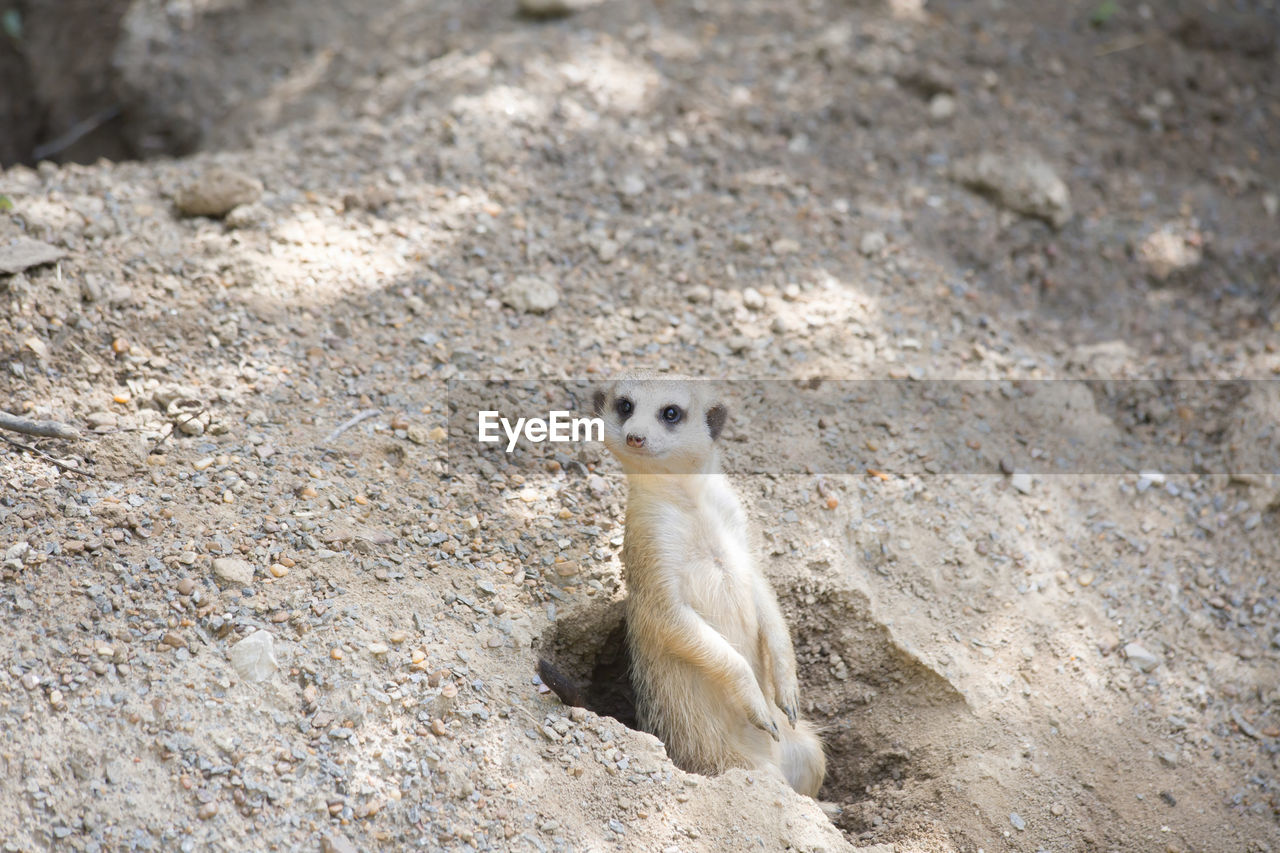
31, 104, 122, 162
0, 412, 81, 440
0, 433, 96, 478
320, 409, 380, 446
1094, 34, 1151, 57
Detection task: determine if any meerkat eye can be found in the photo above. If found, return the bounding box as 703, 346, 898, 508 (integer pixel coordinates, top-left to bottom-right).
661, 405, 683, 424
615, 398, 633, 418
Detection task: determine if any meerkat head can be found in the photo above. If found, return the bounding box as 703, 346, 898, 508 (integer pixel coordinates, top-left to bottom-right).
593, 377, 728, 475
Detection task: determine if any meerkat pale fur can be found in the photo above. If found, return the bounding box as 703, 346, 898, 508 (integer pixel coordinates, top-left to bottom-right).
594, 376, 825, 798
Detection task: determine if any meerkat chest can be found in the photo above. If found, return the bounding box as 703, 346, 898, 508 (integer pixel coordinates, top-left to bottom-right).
681, 514, 756, 619
626, 489, 758, 630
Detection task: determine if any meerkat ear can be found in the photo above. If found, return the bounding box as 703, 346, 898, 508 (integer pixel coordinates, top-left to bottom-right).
592, 388, 607, 416
705, 403, 728, 441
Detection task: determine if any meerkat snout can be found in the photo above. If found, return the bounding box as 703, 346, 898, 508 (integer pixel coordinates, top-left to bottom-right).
626, 434, 646, 448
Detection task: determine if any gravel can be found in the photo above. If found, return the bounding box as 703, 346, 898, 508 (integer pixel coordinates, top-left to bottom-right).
0, 1, 1276, 852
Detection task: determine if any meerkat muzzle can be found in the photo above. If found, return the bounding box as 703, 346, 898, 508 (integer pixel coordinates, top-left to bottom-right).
626, 434, 646, 448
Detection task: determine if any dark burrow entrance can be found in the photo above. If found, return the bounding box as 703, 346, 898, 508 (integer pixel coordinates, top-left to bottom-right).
0, 0, 196, 167
534, 578, 966, 844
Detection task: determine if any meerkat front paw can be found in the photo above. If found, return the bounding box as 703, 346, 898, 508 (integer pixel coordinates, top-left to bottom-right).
774, 669, 800, 727
747, 698, 781, 741
777, 687, 799, 728
742, 687, 780, 741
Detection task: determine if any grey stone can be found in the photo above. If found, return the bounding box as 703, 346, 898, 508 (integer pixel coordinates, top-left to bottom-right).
1123, 642, 1159, 672
501, 275, 559, 314
175, 167, 263, 218
0, 238, 64, 275
230, 629, 278, 683
952, 150, 1072, 227
212, 557, 254, 587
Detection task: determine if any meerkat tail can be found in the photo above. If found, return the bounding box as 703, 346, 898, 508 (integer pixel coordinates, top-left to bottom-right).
536, 658, 585, 709
779, 720, 826, 799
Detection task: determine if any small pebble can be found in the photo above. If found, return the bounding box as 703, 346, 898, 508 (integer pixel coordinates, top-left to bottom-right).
928, 93, 956, 122
1123, 642, 1159, 673
859, 231, 887, 256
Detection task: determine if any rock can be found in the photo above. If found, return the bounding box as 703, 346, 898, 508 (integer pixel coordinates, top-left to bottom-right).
175, 167, 264, 218
230, 629, 278, 683
85, 411, 118, 430
212, 557, 255, 587
742, 287, 765, 310
224, 201, 270, 229
619, 174, 646, 197
321, 835, 359, 853
1010, 812, 1026, 831
0, 238, 65, 275
1009, 472, 1033, 494
1231, 708, 1262, 740
22, 336, 47, 359
197, 802, 219, 820
772, 237, 800, 256
4, 541, 30, 569
686, 284, 712, 304
1136, 227, 1202, 281
928, 93, 956, 123
517, 0, 573, 18
859, 231, 887, 256
952, 150, 1072, 227
594, 238, 620, 263
501, 275, 559, 314
1136, 470, 1166, 492
1122, 642, 1159, 673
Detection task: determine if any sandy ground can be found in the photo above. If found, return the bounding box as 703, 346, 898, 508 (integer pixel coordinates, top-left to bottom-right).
1, 0, 1279, 850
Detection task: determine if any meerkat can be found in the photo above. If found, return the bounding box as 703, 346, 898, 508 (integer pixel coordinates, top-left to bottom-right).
593, 376, 825, 798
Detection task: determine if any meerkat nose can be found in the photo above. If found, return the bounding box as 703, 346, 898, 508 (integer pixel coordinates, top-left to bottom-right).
626, 434, 646, 448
